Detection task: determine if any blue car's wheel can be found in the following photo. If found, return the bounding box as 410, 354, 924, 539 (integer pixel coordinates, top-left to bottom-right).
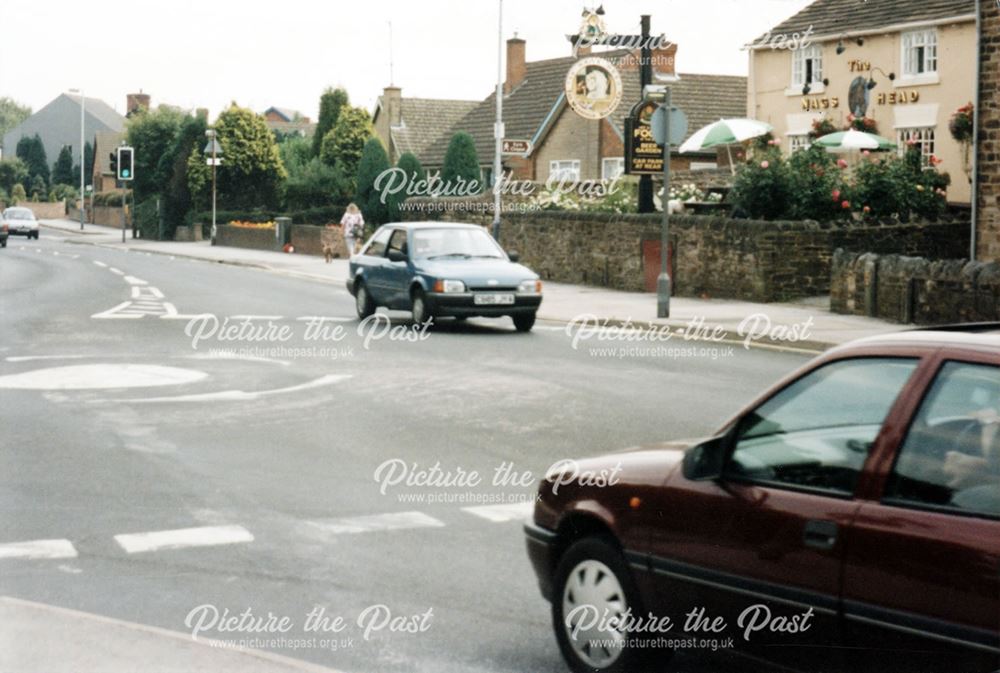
411, 288, 432, 326
355, 281, 375, 319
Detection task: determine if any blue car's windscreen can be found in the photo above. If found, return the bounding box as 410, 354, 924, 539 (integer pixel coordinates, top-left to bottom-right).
412, 228, 506, 260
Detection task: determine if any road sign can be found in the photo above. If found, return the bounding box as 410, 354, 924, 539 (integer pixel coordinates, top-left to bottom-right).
117, 146, 134, 181
205, 158, 223, 166
650, 106, 688, 146
501, 139, 533, 156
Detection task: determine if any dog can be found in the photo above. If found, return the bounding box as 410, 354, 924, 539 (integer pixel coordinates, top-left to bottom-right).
323, 242, 335, 263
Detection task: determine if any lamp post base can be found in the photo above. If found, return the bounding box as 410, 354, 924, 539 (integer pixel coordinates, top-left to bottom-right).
656, 273, 671, 318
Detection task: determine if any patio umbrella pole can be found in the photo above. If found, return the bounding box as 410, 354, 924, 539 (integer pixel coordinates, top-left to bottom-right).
726, 144, 735, 175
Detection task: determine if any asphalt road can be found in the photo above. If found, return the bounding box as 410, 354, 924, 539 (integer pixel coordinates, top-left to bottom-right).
0, 232, 809, 673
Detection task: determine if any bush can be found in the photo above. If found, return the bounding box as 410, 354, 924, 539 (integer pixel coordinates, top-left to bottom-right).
192, 204, 350, 226
440, 132, 482, 195
728, 148, 792, 219
134, 198, 161, 239
283, 157, 351, 211
786, 145, 851, 221
356, 137, 393, 226
11, 183, 26, 202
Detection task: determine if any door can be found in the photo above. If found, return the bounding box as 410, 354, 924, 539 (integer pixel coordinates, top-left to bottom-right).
383, 228, 412, 309
644, 356, 921, 665
359, 227, 393, 303
842, 357, 1000, 673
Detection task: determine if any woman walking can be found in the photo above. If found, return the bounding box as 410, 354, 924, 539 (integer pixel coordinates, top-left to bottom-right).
341, 203, 365, 257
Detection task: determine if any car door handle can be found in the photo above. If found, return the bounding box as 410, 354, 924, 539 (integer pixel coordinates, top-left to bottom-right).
803, 519, 838, 551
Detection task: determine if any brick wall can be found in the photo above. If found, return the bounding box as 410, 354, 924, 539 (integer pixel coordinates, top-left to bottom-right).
978, 1, 1000, 261
290, 225, 351, 257
401, 198, 970, 301
832, 250, 1000, 323
16, 201, 68, 220
215, 224, 279, 251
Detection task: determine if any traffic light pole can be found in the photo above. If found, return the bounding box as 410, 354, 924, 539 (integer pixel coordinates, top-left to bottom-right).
121, 187, 126, 244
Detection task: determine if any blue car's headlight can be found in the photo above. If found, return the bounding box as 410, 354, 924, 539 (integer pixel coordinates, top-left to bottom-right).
518, 279, 542, 293
433, 279, 466, 293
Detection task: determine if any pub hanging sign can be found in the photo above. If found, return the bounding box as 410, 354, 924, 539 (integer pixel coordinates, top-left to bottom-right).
624, 100, 663, 175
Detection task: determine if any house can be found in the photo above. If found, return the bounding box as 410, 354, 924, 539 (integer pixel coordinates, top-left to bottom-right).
748, 0, 977, 203
262, 107, 315, 138
372, 90, 479, 165
2, 92, 124, 170
92, 130, 124, 193
417, 36, 746, 183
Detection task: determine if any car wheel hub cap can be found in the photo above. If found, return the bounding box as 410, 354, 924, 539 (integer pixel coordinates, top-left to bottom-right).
562, 559, 628, 668
357, 287, 367, 311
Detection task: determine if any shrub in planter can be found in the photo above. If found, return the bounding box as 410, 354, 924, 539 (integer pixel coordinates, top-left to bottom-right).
729, 148, 792, 220
809, 117, 838, 140
845, 113, 878, 134
949, 103, 974, 143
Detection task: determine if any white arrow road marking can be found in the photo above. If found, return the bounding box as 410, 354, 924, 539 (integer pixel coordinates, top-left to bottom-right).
461, 502, 535, 523
131, 286, 164, 299
92, 260, 107, 268
117, 373, 352, 403
0, 539, 78, 560
91, 302, 144, 319
0, 364, 208, 390
305, 511, 444, 536
124, 276, 148, 285
114, 525, 253, 554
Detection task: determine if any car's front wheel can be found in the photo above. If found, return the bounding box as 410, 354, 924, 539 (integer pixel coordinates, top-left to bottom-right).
513, 312, 536, 332
355, 280, 375, 319
552, 537, 665, 673
411, 288, 432, 325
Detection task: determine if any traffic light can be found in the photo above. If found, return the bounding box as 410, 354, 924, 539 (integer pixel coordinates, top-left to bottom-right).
109, 151, 118, 176
117, 147, 134, 181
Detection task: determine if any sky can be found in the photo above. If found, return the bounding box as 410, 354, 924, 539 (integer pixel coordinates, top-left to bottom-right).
0, 0, 811, 120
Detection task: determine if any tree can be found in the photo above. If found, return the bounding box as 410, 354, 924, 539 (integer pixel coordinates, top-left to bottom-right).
52, 145, 75, 186
0, 158, 28, 195
356, 138, 393, 225
126, 105, 185, 200
11, 183, 26, 203
279, 135, 313, 176
284, 158, 350, 211
16, 134, 49, 187
319, 106, 372, 182
29, 175, 46, 200
72, 141, 94, 189
312, 87, 349, 157
187, 104, 287, 210
396, 152, 426, 198
440, 132, 482, 195
0, 97, 31, 139
158, 115, 207, 236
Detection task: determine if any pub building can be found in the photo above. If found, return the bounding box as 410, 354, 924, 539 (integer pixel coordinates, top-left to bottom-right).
748, 0, 977, 204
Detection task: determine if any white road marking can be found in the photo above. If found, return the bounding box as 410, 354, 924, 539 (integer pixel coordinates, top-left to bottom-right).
92, 260, 108, 268
120, 373, 351, 403
124, 275, 148, 285
461, 502, 535, 523
184, 353, 290, 366
131, 286, 164, 299
0, 364, 208, 390
92, 302, 144, 319
114, 525, 253, 554
5, 355, 92, 363
306, 511, 444, 536
295, 316, 354, 323
0, 539, 77, 560
230, 315, 284, 320
108, 267, 124, 275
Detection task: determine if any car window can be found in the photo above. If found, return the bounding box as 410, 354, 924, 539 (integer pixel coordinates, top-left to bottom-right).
5, 209, 33, 220
387, 229, 408, 256
726, 358, 919, 495
363, 228, 392, 257
411, 228, 504, 259
886, 361, 1000, 518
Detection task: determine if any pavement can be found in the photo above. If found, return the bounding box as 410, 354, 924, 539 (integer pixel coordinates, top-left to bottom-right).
38, 218, 899, 352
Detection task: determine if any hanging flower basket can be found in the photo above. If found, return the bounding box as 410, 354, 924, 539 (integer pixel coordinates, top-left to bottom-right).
949, 103, 974, 143
809, 117, 838, 140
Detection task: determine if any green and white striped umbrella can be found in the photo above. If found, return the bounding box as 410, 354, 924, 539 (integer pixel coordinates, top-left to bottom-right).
813, 129, 896, 152
678, 118, 773, 154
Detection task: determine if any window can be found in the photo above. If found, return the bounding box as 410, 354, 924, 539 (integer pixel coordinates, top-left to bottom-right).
601, 157, 624, 180
788, 134, 811, 153
886, 362, 1000, 518
549, 160, 581, 182
902, 29, 938, 76
363, 227, 392, 257
387, 229, 408, 257
896, 127, 936, 166
791, 45, 823, 88
726, 358, 919, 494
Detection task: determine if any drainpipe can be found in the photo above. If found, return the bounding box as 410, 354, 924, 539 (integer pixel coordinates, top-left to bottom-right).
970, 0, 982, 260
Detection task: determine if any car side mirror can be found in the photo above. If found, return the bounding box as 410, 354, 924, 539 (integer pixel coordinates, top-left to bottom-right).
507, 251, 520, 263
682, 434, 730, 481
387, 249, 407, 263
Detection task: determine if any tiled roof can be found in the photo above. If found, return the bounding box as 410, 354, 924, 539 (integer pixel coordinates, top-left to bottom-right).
386, 97, 480, 159
65, 93, 125, 132
265, 107, 303, 122
755, 0, 975, 42
422, 50, 747, 166
266, 119, 317, 137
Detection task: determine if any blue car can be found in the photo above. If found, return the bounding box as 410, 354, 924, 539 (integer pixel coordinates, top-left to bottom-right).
346, 222, 543, 332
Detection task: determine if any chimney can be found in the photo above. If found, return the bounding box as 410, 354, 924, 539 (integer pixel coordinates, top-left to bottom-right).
651, 41, 678, 76
505, 37, 526, 94
127, 91, 151, 116
383, 86, 402, 126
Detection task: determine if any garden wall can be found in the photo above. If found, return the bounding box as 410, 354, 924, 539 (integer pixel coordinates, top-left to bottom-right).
16, 201, 67, 219
400, 198, 971, 302
215, 224, 280, 251
831, 250, 1000, 324
214, 223, 351, 258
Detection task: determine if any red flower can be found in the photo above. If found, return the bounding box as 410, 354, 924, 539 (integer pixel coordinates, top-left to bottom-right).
832, 189, 841, 201
760, 160, 770, 169
841, 200, 851, 209
863, 205, 871, 213
837, 159, 848, 169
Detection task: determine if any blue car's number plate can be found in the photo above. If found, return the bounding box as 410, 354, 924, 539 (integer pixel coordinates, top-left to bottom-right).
474, 293, 515, 305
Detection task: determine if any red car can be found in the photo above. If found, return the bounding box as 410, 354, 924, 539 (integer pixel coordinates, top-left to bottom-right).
526, 326, 1000, 673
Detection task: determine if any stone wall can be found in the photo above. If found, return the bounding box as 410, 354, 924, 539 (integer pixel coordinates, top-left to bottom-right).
831, 249, 1000, 324
15, 201, 67, 220
213, 224, 350, 258
214, 224, 279, 251
978, 1, 1000, 260
401, 198, 970, 302
290, 225, 351, 258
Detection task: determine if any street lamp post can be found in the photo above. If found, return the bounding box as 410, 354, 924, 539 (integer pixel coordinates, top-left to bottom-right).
657, 85, 673, 318
69, 89, 85, 230
204, 129, 223, 244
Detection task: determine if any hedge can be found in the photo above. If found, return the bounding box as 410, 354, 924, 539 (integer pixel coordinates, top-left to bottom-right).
191, 204, 351, 226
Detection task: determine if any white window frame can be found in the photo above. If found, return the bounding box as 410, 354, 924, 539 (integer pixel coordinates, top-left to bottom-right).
896, 127, 936, 167
787, 134, 811, 153
901, 29, 938, 78
549, 159, 581, 182
601, 157, 624, 180
791, 45, 823, 89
